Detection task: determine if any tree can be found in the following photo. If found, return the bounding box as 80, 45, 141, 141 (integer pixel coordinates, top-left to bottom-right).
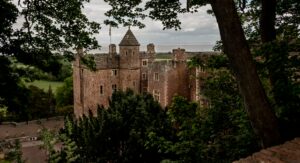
0, 0, 100, 115
56, 77, 73, 107
60, 90, 169, 162
146, 55, 260, 162
239, 0, 300, 139
209, 0, 280, 148
4, 139, 25, 163
103, 0, 281, 147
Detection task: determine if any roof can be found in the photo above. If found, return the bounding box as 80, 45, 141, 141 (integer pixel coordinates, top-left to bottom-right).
234, 138, 300, 163
119, 29, 140, 46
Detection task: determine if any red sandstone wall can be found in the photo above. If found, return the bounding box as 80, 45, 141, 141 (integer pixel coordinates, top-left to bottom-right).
119, 69, 140, 94
165, 62, 190, 105
147, 62, 167, 107
119, 46, 140, 69
73, 46, 208, 117
189, 67, 197, 101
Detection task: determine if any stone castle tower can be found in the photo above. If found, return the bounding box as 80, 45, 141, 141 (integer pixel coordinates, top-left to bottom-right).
73, 29, 206, 117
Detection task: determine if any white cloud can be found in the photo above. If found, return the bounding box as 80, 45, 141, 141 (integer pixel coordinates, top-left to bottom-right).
13, 0, 220, 52
83, 1, 220, 51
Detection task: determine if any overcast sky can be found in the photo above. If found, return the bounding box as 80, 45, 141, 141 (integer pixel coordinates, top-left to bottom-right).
83, 0, 220, 51
13, 0, 220, 52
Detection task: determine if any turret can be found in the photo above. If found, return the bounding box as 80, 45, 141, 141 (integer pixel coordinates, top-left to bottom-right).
119, 29, 140, 68
172, 48, 187, 61
147, 43, 155, 54
109, 44, 117, 56
147, 43, 155, 61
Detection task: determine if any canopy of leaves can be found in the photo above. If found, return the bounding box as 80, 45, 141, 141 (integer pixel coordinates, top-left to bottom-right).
55, 88, 258, 162
61, 90, 169, 162
0, 0, 100, 114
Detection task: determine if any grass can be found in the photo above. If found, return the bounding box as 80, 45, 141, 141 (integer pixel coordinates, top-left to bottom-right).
156, 53, 172, 59
25, 80, 63, 93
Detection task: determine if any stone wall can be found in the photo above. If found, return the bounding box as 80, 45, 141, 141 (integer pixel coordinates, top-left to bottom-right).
73, 31, 209, 117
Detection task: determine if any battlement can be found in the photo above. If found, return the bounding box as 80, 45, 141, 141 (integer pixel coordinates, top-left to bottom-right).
172, 48, 187, 61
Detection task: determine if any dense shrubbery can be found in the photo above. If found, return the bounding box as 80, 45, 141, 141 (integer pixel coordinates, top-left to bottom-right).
48, 87, 257, 162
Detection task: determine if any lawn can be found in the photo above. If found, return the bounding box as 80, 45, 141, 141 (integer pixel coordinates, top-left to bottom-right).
25, 80, 63, 93
156, 53, 172, 59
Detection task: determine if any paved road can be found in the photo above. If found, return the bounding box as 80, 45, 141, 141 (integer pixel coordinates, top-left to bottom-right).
22, 140, 43, 148
0, 118, 64, 140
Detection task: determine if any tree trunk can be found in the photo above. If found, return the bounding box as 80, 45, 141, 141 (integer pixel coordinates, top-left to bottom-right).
260, 0, 276, 43
260, 0, 278, 99
210, 0, 281, 148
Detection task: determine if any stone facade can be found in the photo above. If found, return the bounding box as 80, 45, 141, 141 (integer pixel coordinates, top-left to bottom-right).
73, 29, 206, 117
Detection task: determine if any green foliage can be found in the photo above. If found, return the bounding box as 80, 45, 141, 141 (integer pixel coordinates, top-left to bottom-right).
255, 41, 300, 139
0, 0, 100, 117
56, 59, 72, 81
239, 0, 300, 43
25, 85, 56, 120
104, 0, 187, 30
0, 56, 29, 117
199, 70, 259, 161
4, 140, 25, 163
80, 55, 96, 71
55, 77, 73, 116
25, 80, 64, 93
149, 93, 258, 162
40, 126, 79, 163
40, 128, 56, 155
56, 88, 258, 162
14, 56, 72, 82
56, 105, 74, 116
189, 53, 229, 70
60, 90, 168, 162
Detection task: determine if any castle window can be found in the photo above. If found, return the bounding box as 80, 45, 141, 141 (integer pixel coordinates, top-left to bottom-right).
142, 87, 147, 93
154, 73, 159, 81
80, 69, 84, 79
112, 84, 117, 92
125, 51, 128, 56
153, 90, 160, 101
142, 73, 147, 80
112, 69, 118, 76
142, 60, 148, 66
100, 85, 104, 95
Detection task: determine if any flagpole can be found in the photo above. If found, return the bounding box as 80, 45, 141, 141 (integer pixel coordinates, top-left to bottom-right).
109, 25, 111, 44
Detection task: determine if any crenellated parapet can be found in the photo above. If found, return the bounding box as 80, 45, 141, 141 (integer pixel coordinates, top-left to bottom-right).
172, 48, 187, 61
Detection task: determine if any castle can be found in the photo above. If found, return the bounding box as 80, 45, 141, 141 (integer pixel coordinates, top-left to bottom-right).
73, 29, 207, 117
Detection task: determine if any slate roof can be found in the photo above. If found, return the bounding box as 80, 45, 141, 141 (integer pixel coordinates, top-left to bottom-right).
119, 29, 140, 46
